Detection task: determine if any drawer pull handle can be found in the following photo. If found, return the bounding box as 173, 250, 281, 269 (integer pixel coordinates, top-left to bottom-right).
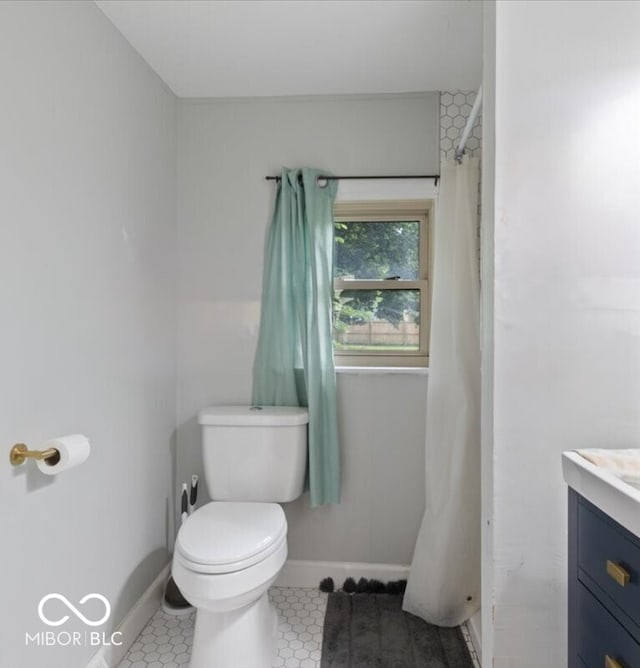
605, 656, 624, 668
606, 560, 631, 587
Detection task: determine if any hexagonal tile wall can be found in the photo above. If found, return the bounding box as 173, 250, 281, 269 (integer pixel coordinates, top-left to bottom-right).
440, 90, 482, 161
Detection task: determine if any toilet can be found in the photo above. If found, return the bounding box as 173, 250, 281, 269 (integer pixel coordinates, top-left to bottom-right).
172, 405, 309, 668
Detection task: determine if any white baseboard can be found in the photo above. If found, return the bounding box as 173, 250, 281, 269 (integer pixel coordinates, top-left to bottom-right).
468, 610, 482, 665
86, 562, 171, 668
275, 559, 410, 589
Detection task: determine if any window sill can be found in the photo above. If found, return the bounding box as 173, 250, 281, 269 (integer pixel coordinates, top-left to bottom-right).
335, 366, 429, 376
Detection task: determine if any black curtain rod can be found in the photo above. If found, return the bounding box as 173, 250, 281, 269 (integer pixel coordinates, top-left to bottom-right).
266, 174, 440, 185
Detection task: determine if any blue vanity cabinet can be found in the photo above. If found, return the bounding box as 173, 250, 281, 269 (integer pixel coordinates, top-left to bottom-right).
569, 489, 640, 668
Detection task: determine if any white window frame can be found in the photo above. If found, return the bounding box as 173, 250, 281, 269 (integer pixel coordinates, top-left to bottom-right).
332, 199, 433, 368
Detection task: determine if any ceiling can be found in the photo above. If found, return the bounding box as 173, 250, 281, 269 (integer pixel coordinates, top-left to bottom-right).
95, 0, 483, 98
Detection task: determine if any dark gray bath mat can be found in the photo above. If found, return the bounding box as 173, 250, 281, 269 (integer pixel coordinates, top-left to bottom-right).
321, 592, 474, 668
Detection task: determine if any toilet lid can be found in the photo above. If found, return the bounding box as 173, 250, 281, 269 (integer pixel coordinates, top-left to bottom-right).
176, 502, 287, 573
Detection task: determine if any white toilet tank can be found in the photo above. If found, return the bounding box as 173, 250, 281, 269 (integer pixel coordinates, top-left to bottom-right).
198, 405, 309, 503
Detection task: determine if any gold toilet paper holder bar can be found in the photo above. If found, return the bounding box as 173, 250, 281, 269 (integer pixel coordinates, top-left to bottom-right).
9, 443, 61, 467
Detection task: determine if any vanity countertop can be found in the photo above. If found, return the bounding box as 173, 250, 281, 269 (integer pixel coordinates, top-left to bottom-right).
562, 450, 640, 538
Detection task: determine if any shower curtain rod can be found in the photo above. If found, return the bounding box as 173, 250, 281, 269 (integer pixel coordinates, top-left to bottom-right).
266, 174, 440, 186
455, 86, 483, 161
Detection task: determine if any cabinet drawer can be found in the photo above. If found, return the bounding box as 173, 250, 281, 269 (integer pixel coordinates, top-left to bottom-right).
577, 582, 640, 668
578, 498, 640, 628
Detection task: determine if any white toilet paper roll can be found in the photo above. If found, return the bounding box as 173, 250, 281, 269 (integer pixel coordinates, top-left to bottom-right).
36, 434, 91, 475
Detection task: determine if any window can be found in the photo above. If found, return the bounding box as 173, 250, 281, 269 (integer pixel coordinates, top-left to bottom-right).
332, 200, 432, 367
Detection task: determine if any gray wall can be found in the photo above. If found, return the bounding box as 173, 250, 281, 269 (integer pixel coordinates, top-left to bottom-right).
287, 371, 427, 563
0, 3, 177, 666
176, 93, 438, 564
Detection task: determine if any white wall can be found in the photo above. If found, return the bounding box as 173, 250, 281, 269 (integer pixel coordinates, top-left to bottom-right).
176, 93, 439, 564
0, 3, 176, 666
487, 1, 640, 665
480, 2, 496, 664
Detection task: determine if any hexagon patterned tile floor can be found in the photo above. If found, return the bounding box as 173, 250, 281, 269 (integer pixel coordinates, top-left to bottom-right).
117, 587, 327, 668
117, 586, 480, 668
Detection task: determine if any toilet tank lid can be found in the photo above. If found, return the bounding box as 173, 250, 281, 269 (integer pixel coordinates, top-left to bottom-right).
198, 405, 309, 426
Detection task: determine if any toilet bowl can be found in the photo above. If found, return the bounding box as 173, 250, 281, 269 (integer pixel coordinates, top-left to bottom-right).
173, 405, 308, 668
172, 501, 288, 668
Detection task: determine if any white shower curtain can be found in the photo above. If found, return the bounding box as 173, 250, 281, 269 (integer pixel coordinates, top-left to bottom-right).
402, 156, 481, 627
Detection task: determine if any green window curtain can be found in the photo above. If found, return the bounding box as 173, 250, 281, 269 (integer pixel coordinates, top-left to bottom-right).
252, 167, 340, 506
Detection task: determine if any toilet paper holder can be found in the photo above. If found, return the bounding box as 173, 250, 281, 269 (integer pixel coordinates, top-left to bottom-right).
9, 443, 61, 467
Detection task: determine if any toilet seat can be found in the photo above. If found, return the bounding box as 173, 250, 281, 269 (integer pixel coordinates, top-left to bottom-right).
176, 502, 287, 574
